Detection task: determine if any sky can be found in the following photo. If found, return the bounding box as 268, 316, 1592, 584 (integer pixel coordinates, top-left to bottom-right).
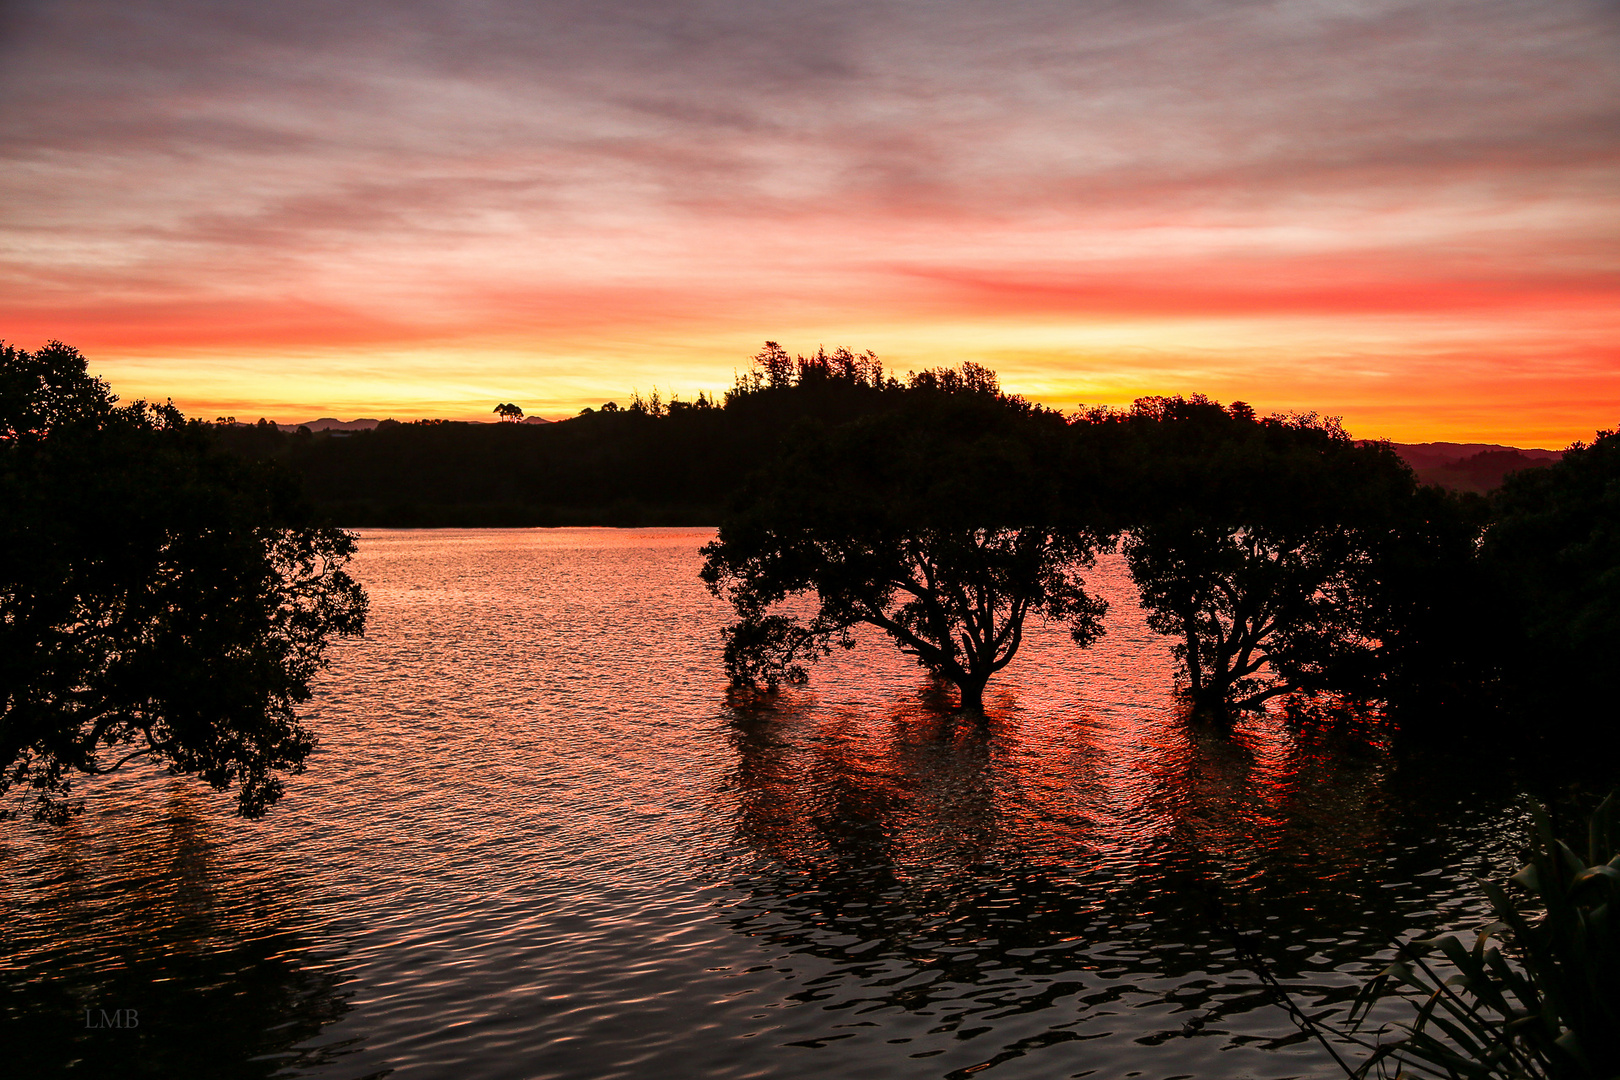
2, 0, 1617, 445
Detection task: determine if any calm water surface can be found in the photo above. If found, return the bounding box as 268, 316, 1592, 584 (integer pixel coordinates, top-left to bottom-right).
2, 529, 1541, 1078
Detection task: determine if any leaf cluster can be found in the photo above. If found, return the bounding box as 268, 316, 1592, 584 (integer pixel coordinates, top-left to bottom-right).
701, 380, 1106, 707
1, 341, 368, 821
1099, 395, 1466, 714
1349, 795, 1620, 1079
1483, 429, 1620, 705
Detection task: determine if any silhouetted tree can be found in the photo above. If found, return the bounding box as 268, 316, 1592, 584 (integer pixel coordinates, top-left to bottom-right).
1484, 427, 1620, 706
493, 402, 524, 422
203, 342, 914, 528
1113, 396, 1423, 716
701, 375, 1108, 710
1349, 481, 1496, 715
0, 341, 368, 822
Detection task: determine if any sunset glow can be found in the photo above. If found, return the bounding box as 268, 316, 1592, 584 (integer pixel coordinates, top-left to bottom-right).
3, 0, 1617, 445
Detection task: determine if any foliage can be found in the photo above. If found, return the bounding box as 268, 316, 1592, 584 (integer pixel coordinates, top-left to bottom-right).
192, 339, 1591, 723
0, 341, 368, 822
1109, 396, 1441, 715
732, 341, 890, 394
1349, 795, 1620, 1079
208, 343, 910, 527
1354, 482, 1499, 716
700, 375, 1107, 710
1483, 430, 1620, 705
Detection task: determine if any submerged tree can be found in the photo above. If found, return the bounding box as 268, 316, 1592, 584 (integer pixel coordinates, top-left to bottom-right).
701, 372, 1108, 711
0, 341, 368, 822
1113, 396, 1426, 716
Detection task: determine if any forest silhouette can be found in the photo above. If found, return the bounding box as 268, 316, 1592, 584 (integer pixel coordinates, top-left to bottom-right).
4, 337, 1615, 812
207, 341, 1616, 721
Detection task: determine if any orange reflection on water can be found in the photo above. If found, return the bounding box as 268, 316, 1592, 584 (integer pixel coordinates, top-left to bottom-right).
717, 560, 1402, 938
0, 779, 352, 1076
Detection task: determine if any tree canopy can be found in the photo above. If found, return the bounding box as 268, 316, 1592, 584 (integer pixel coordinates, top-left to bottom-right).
1101, 396, 1438, 714
189, 337, 1608, 727
697, 352, 1581, 720
701, 358, 1107, 711
0, 342, 367, 822
1484, 428, 1620, 704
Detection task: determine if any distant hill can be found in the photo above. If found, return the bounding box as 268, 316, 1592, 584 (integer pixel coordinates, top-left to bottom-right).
271, 416, 550, 432
1386, 441, 1563, 493
275, 418, 382, 433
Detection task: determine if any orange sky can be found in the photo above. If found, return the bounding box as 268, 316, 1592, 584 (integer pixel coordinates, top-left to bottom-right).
3, 0, 1617, 447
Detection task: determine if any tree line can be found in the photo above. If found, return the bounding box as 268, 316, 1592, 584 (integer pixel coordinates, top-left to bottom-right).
4, 338, 1615, 820
208, 345, 987, 526
213, 339, 1614, 720
695, 346, 1617, 722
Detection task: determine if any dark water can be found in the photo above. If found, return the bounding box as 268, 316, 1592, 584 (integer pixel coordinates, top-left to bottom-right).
0, 529, 1544, 1079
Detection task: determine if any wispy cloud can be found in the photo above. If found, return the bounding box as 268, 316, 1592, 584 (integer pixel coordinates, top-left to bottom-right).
2, 0, 1617, 441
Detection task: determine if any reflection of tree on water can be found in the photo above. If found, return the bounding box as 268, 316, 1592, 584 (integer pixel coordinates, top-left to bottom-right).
714, 691, 1521, 1073
1131, 709, 1397, 889
721, 694, 1126, 1061
0, 782, 359, 1079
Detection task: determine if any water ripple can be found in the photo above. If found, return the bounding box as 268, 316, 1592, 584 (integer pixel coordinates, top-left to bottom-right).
0, 529, 1540, 1079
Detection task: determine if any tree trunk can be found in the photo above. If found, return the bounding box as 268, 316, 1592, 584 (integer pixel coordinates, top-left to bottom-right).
1184, 623, 1204, 697
1188, 685, 1231, 721
955, 674, 988, 712
1187, 660, 1234, 720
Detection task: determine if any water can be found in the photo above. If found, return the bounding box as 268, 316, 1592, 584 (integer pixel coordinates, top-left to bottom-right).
0, 529, 1543, 1079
